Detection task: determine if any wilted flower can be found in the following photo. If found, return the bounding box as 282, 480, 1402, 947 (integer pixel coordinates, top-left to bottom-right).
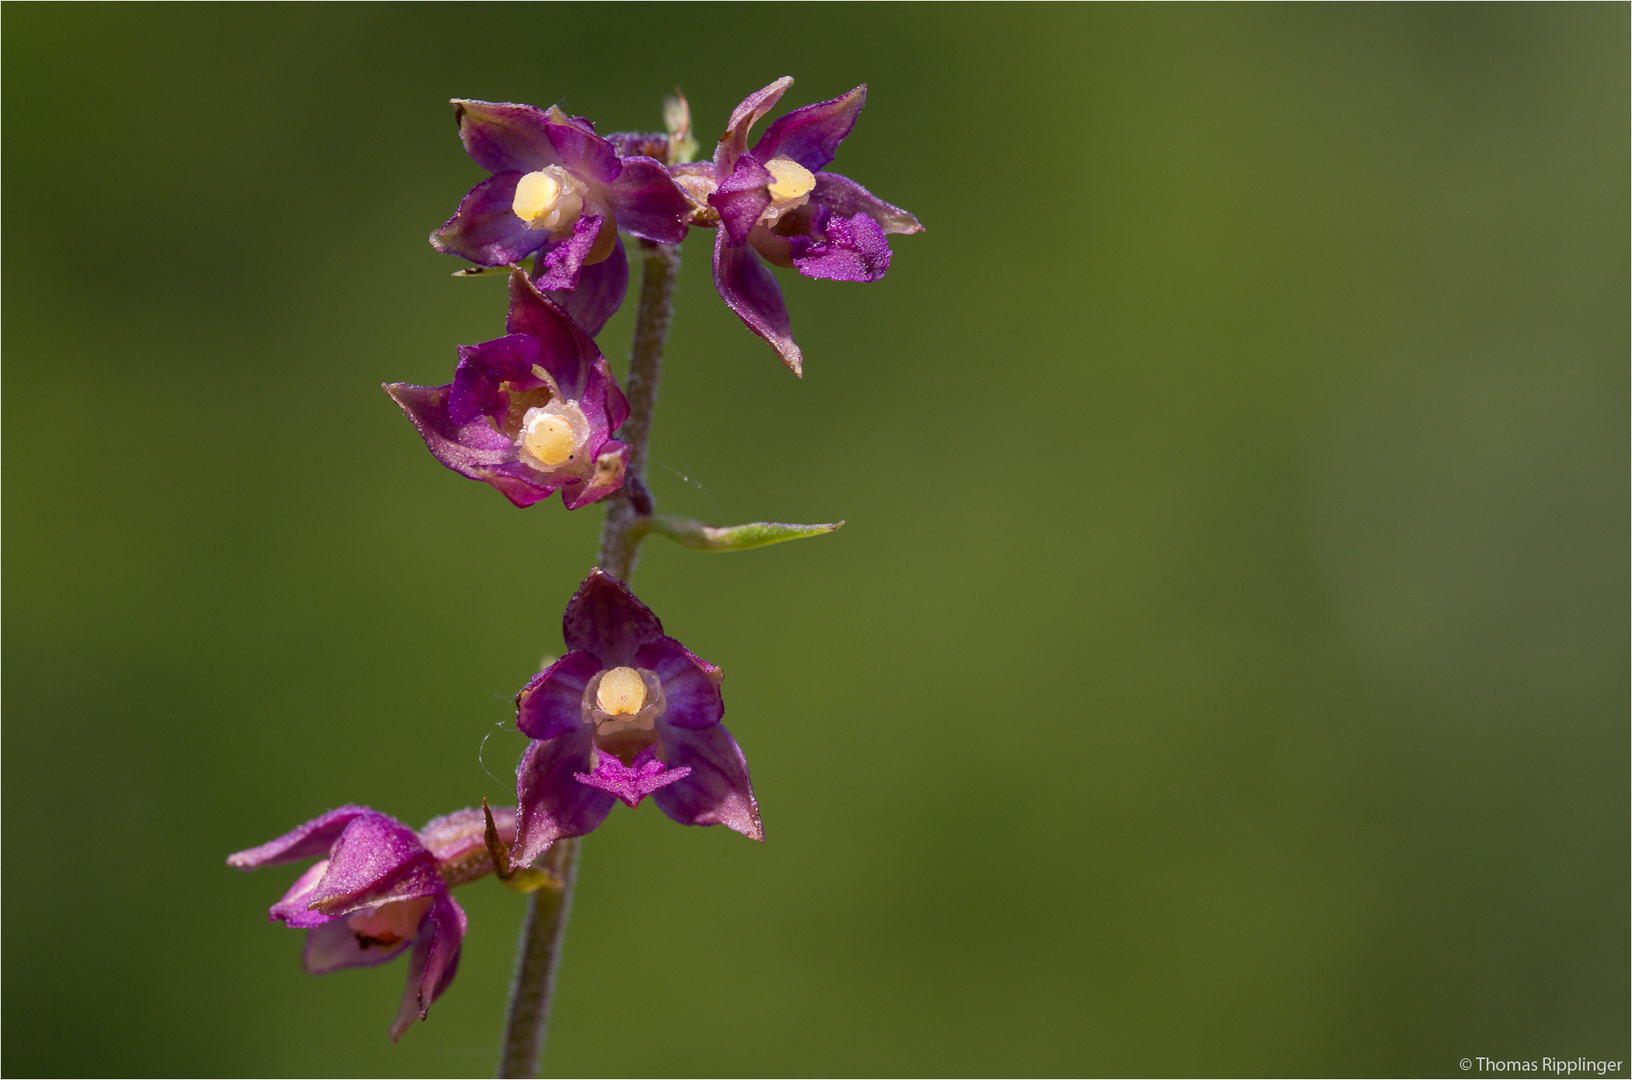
430, 99, 691, 332
673, 77, 924, 375
508, 568, 762, 865
386, 269, 630, 509
228, 804, 518, 1040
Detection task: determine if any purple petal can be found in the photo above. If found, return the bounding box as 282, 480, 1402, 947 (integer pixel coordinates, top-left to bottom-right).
305, 813, 442, 918
516, 651, 602, 741
389, 894, 466, 1042
535, 212, 610, 292
752, 84, 865, 173
652, 722, 763, 841
384, 383, 560, 509
561, 568, 665, 665
811, 172, 923, 235
543, 106, 620, 184
545, 235, 627, 336
269, 860, 332, 929
602, 156, 690, 243
709, 154, 773, 248
635, 635, 723, 731
559, 440, 629, 510
303, 915, 411, 974
793, 212, 892, 283
574, 745, 692, 808
452, 100, 561, 174
513, 727, 615, 866
228, 805, 371, 870
430, 173, 547, 267
714, 231, 802, 376
716, 76, 792, 174
448, 333, 543, 426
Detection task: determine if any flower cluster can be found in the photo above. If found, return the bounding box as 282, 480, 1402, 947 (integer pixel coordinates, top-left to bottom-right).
230, 76, 910, 1042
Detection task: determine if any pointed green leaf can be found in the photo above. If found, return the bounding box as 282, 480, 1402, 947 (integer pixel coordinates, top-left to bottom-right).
643, 515, 844, 553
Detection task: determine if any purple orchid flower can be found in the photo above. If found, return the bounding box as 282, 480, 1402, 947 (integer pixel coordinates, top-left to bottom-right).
228, 804, 519, 1040
509, 568, 763, 864
430, 99, 692, 335
385, 268, 631, 510
671, 77, 924, 376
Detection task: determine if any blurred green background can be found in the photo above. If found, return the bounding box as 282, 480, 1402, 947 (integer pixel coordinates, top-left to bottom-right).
4, 4, 1626, 1076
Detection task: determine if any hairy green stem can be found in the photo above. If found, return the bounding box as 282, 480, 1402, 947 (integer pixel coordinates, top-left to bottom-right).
496, 241, 680, 1078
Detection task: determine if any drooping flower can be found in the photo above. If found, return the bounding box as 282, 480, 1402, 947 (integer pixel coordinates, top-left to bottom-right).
509, 568, 762, 865
430, 99, 692, 333
672, 77, 924, 375
227, 804, 519, 1040
385, 268, 630, 509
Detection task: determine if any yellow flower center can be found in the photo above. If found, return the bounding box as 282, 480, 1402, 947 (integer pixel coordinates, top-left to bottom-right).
595, 666, 648, 715
520, 410, 576, 466
764, 157, 815, 201
513, 166, 587, 234
759, 157, 815, 228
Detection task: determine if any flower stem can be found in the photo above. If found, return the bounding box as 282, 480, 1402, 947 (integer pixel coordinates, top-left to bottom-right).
496, 240, 681, 1078
599, 240, 680, 581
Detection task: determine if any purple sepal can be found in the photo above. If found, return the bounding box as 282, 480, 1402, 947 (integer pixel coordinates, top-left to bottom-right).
269, 860, 332, 928
792, 212, 892, 282
517, 651, 603, 741
452, 100, 561, 174
430, 172, 545, 267
227, 805, 370, 869
390, 894, 466, 1042
714, 231, 802, 376
305, 812, 443, 918
535, 212, 609, 292
385, 383, 556, 509
811, 172, 923, 235
716, 76, 792, 175
545, 236, 626, 336
752, 84, 866, 174
604, 156, 691, 243
513, 728, 615, 866
710, 155, 774, 248
562, 568, 664, 666
634, 635, 724, 731
651, 722, 764, 841
303, 915, 412, 974
574, 746, 692, 808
